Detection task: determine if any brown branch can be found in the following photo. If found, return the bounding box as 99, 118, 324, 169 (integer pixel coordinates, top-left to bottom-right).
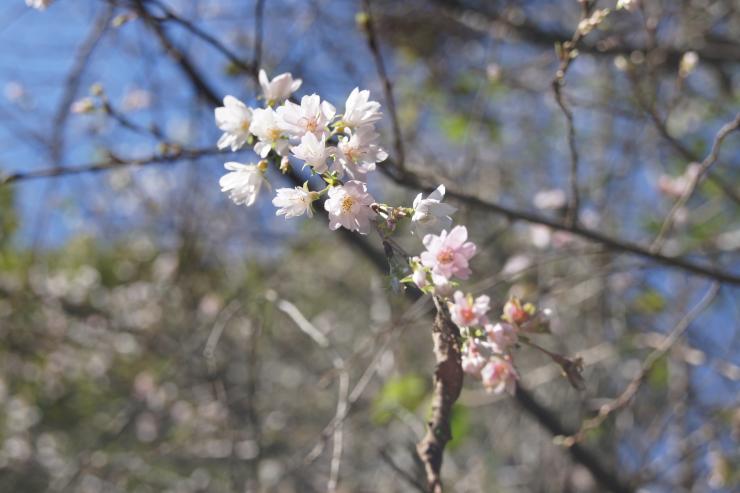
559, 282, 720, 447
627, 70, 740, 206
416, 297, 464, 493
551, 0, 594, 227
0, 147, 225, 185
651, 114, 740, 252
360, 0, 406, 170
133, 0, 222, 106
147, 0, 258, 79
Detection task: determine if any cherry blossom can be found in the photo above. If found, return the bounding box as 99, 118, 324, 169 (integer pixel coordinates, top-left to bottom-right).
219, 162, 269, 207
420, 226, 477, 285
289, 133, 333, 173
410, 257, 429, 290
341, 88, 382, 129
461, 340, 487, 375
215, 96, 253, 151
334, 125, 388, 177
449, 291, 490, 328
258, 69, 302, 104
412, 185, 457, 237
486, 322, 518, 353
617, 0, 639, 12
250, 107, 289, 158
272, 187, 316, 218
26, 0, 53, 10
502, 297, 535, 325
277, 94, 335, 139
480, 357, 518, 395
324, 181, 377, 235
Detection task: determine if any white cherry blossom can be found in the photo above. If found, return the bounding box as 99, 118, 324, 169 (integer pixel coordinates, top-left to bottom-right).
26, 0, 53, 10
341, 88, 382, 129
215, 96, 253, 151
272, 187, 316, 218
219, 162, 269, 207
277, 94, 335, 139
250, 107, 289, 157
324, 181, 377, 234
412, 185, 456, 236
290, 133, 333, 173
334, 125, 388, 177
259, 69, 302, 104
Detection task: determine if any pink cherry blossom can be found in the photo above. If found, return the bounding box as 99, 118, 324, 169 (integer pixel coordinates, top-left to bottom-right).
419, 225, 476, 283
485, 322, 518, 353
324, 181, 377, 235
449, 291, 489, 328
461, 340, 487, 375
480, 356, 518, 395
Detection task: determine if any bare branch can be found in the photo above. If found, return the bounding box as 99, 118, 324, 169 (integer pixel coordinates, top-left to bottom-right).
559, 282, 720, 447
651, 114, 740, 252
361, 0, 406, 170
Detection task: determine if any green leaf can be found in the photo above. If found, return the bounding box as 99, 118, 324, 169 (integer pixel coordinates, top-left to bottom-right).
448, 404, 471, 450
633, 289, 666, 314
372, 374, 428, 425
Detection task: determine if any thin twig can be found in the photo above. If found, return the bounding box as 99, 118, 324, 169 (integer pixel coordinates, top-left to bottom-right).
380, 449, 428, 493
552, 0, 594, 226
651, 114, 740, 252
253, 0, 265, 77
361, 0, 405, 170
271, 294, 349, 492
0, 147, 225, 185
559, 282, 720, 447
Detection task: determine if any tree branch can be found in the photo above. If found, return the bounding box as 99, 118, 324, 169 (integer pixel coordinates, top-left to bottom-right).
416, 296, 464, 493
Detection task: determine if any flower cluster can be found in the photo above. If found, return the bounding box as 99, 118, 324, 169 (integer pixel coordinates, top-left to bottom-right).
215, 69, 391, 234
214, 69, 562, 396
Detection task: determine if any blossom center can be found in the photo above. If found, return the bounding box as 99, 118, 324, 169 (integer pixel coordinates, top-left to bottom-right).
240, 119, 251, 132
460, 307, 475, 324
436, 248, 454, 264
268, 128, 282, 140
341, 195, 355, 214
303, 117, 319, 133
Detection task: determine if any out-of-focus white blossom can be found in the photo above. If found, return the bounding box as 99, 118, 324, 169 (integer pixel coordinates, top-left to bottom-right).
71, 98, 95, 114
617, 0, 639, 12
533, 188, 566, 210
679, 51, 699, 78
657, 164, 701, 198
26, 0, 53, 10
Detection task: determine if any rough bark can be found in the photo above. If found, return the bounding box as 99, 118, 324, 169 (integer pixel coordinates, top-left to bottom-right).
416, 299, 464, 493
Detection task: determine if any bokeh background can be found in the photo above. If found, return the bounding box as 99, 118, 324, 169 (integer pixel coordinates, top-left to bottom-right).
0, 0, 739, 491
